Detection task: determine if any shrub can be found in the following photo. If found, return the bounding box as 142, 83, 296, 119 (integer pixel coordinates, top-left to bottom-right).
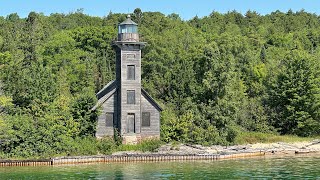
65, 137, 98, 156
97, 137, 117, 155
138, 139, 163, 152
113, 128, 122, 146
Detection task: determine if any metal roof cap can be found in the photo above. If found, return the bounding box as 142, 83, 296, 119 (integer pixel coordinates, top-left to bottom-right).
119, 15, 138, 25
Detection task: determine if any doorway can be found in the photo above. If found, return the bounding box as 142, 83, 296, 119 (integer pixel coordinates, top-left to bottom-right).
127, 113, 135, 133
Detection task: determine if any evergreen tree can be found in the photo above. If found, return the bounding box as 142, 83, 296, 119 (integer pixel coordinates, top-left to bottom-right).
268, 51, 320, 136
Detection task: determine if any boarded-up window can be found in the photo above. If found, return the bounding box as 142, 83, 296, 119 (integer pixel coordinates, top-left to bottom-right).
127, 90, 135, 104
127, 65, 135, 80
106, 113, 113, 127
142, 112, 150, 127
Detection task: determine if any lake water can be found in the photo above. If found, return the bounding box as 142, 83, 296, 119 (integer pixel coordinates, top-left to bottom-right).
0, 155, 319, 179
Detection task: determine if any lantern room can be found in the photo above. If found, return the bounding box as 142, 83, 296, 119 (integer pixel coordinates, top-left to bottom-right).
118, 15, 139, 42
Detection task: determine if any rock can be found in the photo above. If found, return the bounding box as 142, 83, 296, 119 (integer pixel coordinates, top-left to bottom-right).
250, 143, 274, 150
185, 144, 206, 150
112, 151, 143, 156
311, 139, 320, 144
206, 149, 218, 154
227, 145, 248, 151
277, 142, 299, 149
295, 149, 317, 154
306, 144, 320, 150
210, 145, 224, 151
306, 139, 320, 147
111, 141, 320, 158
158, 144, 171, 151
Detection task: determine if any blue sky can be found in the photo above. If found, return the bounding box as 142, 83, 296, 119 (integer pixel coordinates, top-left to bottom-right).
0, 0, 319, 20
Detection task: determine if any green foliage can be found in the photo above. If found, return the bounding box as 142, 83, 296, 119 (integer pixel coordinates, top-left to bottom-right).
117, 139, 163, 152
160, 107, 192, 142
0, 9, 320, 158
97, 137, 117, 155
65, 137, 99, 156
267, 51, 320, 136
113, 128, 122, 146
138, 139, 163, 152
71, 91, 98, 137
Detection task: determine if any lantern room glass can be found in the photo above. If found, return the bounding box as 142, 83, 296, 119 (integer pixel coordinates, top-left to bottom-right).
119, 24, 138, 34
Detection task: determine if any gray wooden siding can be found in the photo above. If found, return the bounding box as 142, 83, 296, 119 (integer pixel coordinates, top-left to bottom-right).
120, 50, 142, 135
140, 93, 160, 136
96, 92, 117, 138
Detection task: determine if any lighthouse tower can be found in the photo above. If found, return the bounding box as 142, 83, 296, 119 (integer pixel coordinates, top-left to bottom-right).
93, 15, 162, 144
113, 15, 146, 140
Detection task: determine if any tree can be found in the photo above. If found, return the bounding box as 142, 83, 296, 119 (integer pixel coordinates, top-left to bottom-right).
268, 51, 320, 136
133, 8, 143, 24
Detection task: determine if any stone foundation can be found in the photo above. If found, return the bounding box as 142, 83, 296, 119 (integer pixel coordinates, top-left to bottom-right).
122, 134, 160, 144
122, 134, 140, 144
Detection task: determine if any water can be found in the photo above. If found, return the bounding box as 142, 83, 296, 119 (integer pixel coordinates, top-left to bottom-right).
0, 155, 319, 179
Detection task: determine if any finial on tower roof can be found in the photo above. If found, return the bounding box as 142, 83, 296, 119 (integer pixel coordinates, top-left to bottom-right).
119, 15, 137, 25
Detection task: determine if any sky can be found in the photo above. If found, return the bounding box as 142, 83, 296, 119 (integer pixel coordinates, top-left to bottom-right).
0, 0, 319, 20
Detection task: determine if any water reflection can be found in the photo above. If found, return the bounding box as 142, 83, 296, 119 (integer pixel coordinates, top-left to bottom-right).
114, 169, 124, 180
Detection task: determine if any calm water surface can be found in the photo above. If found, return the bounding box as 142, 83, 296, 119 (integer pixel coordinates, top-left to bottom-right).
0, 155, 319, 179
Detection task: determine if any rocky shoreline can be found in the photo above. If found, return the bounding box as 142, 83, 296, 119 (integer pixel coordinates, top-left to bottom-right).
113, 139, 320, 156
1, 140, 319, 166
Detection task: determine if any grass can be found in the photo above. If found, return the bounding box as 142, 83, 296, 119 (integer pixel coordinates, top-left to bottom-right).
234, 132, 319, 145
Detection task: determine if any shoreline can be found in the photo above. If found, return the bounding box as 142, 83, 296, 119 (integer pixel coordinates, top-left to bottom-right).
0, 152, 266, 166
0, 140, 319, 166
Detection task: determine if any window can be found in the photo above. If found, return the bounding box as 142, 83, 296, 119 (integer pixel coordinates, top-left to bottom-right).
142, 112, 150, 127
127, 90, 135, 104
119, 25, 138, 33
127, 65, 135, 80
106, 113, 114, 127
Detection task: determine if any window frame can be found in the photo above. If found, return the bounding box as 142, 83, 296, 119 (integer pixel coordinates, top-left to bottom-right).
127, 65, 135, 80
127, 90, 135, 104
105, 112, 114, 127
141, 112, 151, 127
127, 113, 135, 133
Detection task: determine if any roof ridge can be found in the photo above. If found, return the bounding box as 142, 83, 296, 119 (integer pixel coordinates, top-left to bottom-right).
141, 88, 163, 111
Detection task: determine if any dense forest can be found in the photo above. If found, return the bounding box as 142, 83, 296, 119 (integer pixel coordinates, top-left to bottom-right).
0, 8, 319, 157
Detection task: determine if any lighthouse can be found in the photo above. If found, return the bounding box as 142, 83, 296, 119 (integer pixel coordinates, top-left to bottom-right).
93, 15, 162, 144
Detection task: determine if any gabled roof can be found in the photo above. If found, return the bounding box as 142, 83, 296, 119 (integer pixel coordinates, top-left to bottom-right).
92, 80, 163, 112
92, 80, 117, 111
96, 80, 116, 99
141, 88, 163, 112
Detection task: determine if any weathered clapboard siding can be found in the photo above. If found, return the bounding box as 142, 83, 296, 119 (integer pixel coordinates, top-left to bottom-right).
141, 93, 160, 136
120, 50, 142, 135
96, 92, 118, 137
